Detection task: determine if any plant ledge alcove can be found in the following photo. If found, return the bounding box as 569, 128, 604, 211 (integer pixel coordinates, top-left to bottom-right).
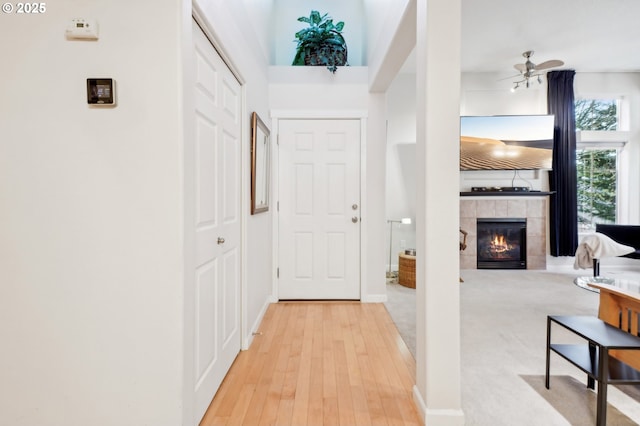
268, 65, 368, 85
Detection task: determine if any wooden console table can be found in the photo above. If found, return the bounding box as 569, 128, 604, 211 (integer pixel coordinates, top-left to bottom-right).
546, 315, 640, 426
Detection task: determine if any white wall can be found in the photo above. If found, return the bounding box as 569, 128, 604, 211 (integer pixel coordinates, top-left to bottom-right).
385, 73, 417, 270
366, 92, 391, 299
0, 1, 184, 424
0, 1, 275, 424
271, 0, 365, 67
241, 0, 275, 62
363, 0, 410, 66
364, 0, 415, 92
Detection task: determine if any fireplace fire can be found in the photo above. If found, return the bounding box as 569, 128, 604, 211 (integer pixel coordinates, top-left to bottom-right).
477, 218, 526, 269
491, 235, 507, 253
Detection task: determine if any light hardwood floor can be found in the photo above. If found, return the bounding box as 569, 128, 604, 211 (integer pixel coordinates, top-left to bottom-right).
200, 302, 420, 426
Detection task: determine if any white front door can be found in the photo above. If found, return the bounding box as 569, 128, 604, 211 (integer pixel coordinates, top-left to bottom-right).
278, 119, 361, 300
188, 21, 241, 422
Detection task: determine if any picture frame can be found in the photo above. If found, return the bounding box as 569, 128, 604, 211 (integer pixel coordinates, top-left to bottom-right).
250, 111, 270, 214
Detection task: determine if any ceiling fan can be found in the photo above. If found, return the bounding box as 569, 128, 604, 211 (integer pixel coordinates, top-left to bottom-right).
511, 50, 564, 90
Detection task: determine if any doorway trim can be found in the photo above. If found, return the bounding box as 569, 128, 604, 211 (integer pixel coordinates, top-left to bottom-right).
192, 4, 245, 84
271, 110, 369, 301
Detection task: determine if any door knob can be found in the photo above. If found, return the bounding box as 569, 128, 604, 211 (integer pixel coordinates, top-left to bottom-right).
352, 217, 359, 223
217, 237, 225, 245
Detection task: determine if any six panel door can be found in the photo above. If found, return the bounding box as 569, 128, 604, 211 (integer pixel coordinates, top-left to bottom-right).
191, 21, 241, 422
278, 119, 361, 300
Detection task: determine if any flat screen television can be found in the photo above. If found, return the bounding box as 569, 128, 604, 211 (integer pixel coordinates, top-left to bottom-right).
460, 115, 555, 171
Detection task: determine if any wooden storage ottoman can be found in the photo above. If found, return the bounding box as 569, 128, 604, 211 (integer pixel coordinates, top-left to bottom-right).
398, 253, 416, 288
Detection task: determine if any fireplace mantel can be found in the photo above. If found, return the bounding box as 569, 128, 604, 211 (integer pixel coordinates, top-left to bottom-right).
460, 191, 554, 197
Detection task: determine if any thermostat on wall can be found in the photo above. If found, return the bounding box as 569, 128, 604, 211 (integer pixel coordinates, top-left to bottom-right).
87, 78, 116, 106
66, 18, 99, 40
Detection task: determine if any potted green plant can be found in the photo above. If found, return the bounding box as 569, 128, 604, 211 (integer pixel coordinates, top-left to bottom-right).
292, 10, 348, 73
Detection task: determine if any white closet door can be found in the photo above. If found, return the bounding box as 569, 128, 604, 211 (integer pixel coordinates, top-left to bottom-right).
189, 21, 241, 422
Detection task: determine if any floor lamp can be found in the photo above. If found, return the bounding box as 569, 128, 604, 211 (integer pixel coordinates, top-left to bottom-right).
387, 217, 412, 278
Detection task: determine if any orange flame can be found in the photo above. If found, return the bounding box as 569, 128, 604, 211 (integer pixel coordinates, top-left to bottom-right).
490, 234, 510, 253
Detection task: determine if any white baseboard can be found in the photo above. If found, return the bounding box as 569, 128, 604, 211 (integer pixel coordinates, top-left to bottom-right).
243, 295, 277, 350
413, 385, 465, 426
413, 385, 426, 422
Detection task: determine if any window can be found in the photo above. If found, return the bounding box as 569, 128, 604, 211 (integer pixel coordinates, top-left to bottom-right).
575, 98, 625, 232
575, 99, 618, 131
576, 148, 617, 231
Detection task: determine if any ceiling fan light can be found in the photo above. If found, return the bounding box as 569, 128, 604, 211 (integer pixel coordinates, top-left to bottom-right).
511, 51, 564, 89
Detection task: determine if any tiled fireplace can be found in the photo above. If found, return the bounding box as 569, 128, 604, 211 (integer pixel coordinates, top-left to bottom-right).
460, 197, 547, 270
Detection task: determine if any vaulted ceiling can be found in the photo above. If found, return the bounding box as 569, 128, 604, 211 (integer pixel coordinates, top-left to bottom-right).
401, 0, 640, 76
461, 0, 640, 74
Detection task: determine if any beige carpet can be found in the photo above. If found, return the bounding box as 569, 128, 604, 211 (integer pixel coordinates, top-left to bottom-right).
384, 280, 416, 356
385, 266, 640, 425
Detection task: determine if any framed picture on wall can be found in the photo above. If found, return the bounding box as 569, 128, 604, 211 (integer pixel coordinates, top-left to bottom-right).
250, 112, 270, 214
